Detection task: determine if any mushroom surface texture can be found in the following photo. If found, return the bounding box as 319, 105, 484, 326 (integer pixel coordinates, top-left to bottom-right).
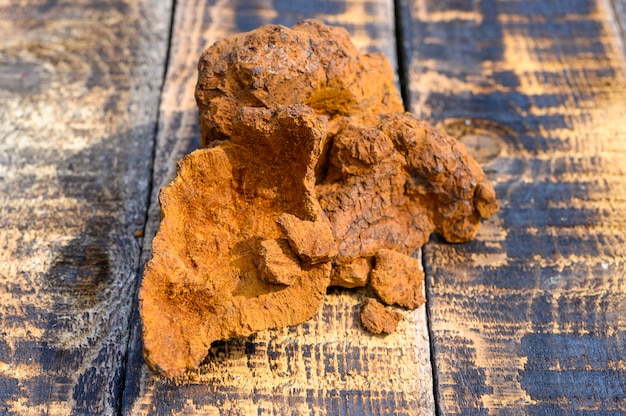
140, 19, 498, 377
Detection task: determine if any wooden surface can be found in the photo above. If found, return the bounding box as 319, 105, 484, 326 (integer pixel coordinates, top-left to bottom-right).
401, 0, 626, 413
0, 0, 171, 414
1, 0, 625, 414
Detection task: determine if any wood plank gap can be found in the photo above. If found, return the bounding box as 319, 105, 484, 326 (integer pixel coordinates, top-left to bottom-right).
116, 1, 178, 414
162, 0, 179, 87
422, 245, 443, 416
394, 0, 412, 110
395, 1, 440, 413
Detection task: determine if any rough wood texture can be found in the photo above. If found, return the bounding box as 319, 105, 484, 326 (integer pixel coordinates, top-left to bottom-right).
122, 0, 435, 414
401, 0, 626, 413
5, 0, 623, 413
613, 0, 626, 39
0, 1, 170, 414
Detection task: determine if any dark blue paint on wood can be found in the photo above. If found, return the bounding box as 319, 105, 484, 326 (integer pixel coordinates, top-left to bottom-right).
520, 333, 626, 410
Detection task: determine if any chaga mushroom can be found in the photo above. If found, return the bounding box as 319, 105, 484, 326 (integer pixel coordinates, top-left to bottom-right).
360, 298, 403, 335
139, 105, 336, 378
195, 18, 404, 153
369, 249, 426, 309
195, 19, 498, 284
329, 257, 370, 288
140, 19, 500, 377
317, 112, 499, 267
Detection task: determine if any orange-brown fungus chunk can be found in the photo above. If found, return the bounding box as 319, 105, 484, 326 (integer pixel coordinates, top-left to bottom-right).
195, 19, 403, 146
317, 112, 499, 266
140, 105, 332, 377
370, 249, 426, 309
329, 257, 371, 288
195, 19, 498, 273
256, 238, 302, 286
277, 213, 338, 264
360, 298, 403, 335
141, 19, 499, 377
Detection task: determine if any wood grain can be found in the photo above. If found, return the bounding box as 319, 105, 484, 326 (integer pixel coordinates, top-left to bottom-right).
611, 0, 626, 43
121, 0, 435, 414
400, 0, 626, 413
0, 1, 170, 414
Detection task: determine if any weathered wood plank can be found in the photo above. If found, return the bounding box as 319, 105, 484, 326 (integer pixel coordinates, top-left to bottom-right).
612, 0, 626, 42
400, 0, 626, 413
0, 1, 171, 414
121, 1, 435, 414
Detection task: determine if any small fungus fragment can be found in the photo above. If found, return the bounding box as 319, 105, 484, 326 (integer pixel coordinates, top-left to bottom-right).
140, 19, 498, 377
256, 238, 302, 286
277, 213, 338, 264
329, 257, 370, 288
370, 249, 426, 309
360, 298, 403, 335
